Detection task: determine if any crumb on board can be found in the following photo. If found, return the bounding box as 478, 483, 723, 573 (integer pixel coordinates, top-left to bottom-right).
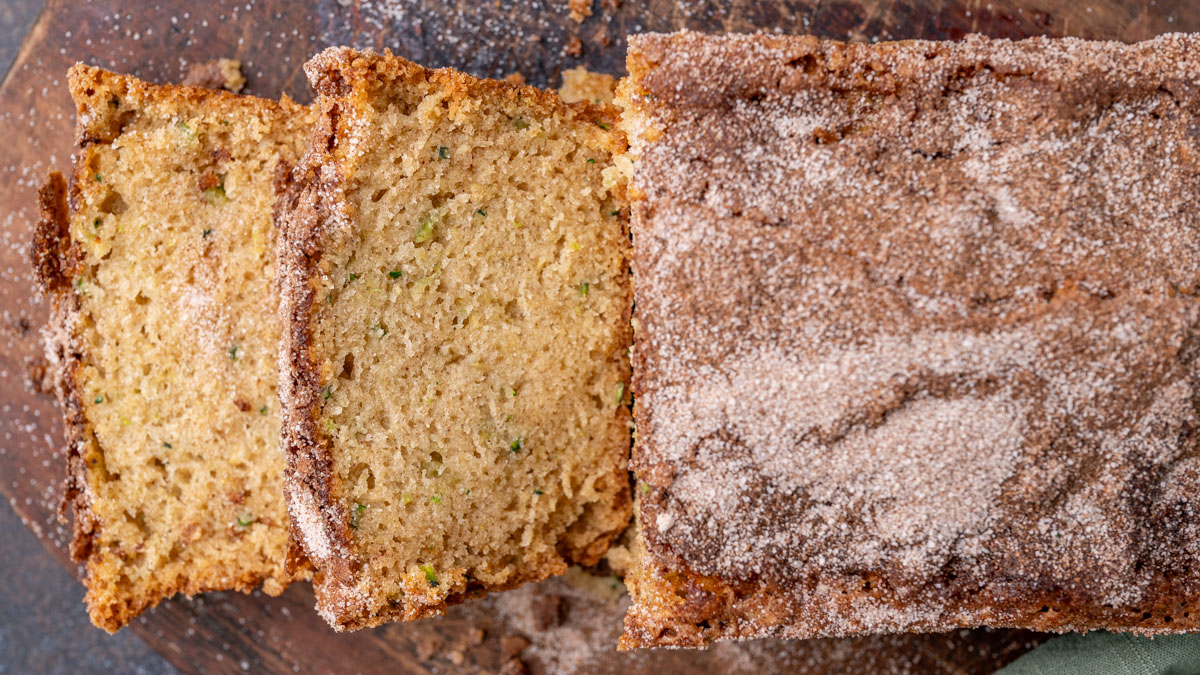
557, 66, 615, 104
181, 58, 246, 92
564, 35, 584, 57
567, 0, 593, 23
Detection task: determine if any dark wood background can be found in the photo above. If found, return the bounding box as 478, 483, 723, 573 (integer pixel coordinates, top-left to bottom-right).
2, 1, 1195, 673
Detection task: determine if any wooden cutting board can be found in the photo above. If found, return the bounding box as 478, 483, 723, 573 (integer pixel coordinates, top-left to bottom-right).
0, 1, 1191, 672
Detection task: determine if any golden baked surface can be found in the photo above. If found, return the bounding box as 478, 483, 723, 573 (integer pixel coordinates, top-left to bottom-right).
278, 48, 632, 631
621, 32, 1200, 647
34, 65, 313, 632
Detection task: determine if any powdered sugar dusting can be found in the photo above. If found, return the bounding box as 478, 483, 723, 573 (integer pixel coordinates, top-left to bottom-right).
289, 486, 332, 562
175, 284, 230, 366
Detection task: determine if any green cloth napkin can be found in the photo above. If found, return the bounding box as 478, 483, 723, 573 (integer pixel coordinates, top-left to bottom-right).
1000, 632, 1200, 675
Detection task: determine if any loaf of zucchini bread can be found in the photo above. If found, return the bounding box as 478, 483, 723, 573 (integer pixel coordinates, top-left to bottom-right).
619, 31, 1200, 647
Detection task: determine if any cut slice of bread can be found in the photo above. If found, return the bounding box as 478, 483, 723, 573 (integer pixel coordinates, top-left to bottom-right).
33, 65, 315, 632
277, 48, 633, 630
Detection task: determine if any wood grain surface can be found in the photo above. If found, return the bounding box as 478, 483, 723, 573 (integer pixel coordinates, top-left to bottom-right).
1, 1, 1195, 673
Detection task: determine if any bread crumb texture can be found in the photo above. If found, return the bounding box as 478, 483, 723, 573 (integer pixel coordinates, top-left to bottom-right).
41, 65, 313, 632
181, 58, 247, 93
558, 66, 616, 105
279, 48, 632, 630
620, 31, 1200, 648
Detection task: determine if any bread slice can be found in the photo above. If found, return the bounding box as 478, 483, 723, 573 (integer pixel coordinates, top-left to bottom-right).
277, 48, 633, 630
32, 65, 314, 632
618, 31, 1200, 647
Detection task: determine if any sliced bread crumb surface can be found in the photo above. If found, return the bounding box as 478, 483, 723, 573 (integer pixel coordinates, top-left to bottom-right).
34, 65, 314, 632
278, 48, 633, 630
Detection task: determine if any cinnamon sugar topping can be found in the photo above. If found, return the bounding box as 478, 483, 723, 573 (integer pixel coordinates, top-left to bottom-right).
622, 31, 1200, 645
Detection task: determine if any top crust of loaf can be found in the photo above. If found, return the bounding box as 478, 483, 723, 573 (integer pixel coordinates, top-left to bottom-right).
34, 65, 311, 632
278, 48, 631, 630
620, 31, 1200, 648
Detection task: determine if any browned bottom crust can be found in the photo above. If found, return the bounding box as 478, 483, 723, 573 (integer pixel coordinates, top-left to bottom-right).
621, 550, 1196, 650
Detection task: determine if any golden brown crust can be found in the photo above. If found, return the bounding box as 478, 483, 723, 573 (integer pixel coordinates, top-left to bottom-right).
32, 172, 75, 294
32, 171, 97, 568
275, 139, 361, 596
621, 31, 1200, 647
43, 65, 312, 632
68, 64, 276, 144
302, 47, 627, 171
278, 47, 631, 631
